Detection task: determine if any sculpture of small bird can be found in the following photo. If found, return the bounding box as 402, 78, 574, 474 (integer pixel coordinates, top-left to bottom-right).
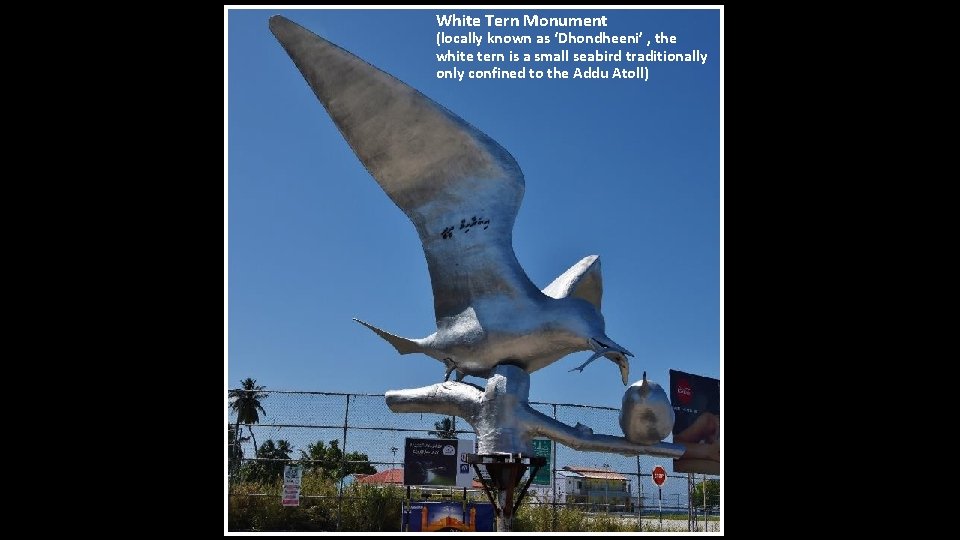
270, 16, 635, 385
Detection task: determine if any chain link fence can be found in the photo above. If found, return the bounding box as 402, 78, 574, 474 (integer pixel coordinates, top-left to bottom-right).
228, 389, 719, 532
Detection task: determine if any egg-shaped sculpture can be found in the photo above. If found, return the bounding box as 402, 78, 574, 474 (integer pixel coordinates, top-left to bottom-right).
619, 372, 675, 444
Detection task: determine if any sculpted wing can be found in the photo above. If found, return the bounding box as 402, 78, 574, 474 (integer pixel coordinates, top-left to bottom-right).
542, 255, 603, 311
270, 16, 542, 323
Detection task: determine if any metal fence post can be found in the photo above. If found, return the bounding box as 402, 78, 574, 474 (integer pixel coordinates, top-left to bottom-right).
702, 473, 707, 532
342, 393, 351, 453
636, 455, 642, 530
337, 393, 351, 531
552, 403, 558, 531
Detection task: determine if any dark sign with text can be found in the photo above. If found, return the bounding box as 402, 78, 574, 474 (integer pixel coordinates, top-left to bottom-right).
670, 369, 719, 474
404, 438, 474, 487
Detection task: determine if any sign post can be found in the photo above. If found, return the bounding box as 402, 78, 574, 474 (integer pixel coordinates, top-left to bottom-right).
282, 464, 302, 507
652, 466, 667, 531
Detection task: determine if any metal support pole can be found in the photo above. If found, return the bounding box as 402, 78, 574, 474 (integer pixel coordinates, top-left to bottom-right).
513, 462, 542, 513
658, 486, 662, 531
472, 463, 499, 509
467, 454, 544, 532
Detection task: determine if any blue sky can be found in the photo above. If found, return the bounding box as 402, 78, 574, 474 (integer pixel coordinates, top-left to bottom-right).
227, 8, 720, 409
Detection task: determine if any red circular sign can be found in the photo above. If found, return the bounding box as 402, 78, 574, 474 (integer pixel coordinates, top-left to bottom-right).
652, 466, 667, 487
676, 379, 692, 405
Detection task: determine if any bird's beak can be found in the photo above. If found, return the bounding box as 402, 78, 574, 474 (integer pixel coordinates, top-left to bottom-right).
569, 337, 634, 384
590, 336, 634, 358
590, 337, 633, 386
613, 355, 630, 386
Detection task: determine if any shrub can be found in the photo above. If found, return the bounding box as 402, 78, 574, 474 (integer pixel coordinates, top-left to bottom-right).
228, 476, 404, 532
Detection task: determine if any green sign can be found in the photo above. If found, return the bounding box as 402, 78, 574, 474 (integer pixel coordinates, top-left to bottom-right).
532, 438, 552, 485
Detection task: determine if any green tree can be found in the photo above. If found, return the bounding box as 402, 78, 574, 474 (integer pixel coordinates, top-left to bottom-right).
429, 417, 457, 439
692, 478, 719, 508
246, 438, 293, 483
343, 450, 377, 478
300, 440, 333, 477
300, 439, 376, 480
228, 423, 248, 477
229, 378, 268, 454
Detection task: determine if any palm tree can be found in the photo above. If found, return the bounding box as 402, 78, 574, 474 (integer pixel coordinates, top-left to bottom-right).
250, 439, 293, 483
429, 416, 457, 439
228, 423, 249, 477
229, 378, 268, 455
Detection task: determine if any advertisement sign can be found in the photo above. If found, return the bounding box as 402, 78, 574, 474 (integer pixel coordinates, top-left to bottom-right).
531, 438, 552, 486
281, 464, 302, 507
403, 501, 495, 532
455, 439, 475, 488
404, 438, 475, 488
670, 369, 720, 474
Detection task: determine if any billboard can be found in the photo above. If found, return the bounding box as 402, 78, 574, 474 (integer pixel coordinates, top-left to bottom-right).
404, 438, 475, 487
403, 501, 495, 532
670, 369, 720, 474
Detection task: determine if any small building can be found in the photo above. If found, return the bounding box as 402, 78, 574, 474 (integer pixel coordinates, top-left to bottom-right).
355, 468, 404, 486
560, 466, 632, 511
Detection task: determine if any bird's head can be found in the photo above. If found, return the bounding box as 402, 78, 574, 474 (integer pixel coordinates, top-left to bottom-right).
563, 299, 634, 385
587, 336, 633, 386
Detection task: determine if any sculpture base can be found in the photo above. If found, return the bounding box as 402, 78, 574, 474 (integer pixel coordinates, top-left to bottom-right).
466, 453, 546, 532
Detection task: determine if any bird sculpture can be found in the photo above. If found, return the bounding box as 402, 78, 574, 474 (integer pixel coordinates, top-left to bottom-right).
270, 15, 635, 385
